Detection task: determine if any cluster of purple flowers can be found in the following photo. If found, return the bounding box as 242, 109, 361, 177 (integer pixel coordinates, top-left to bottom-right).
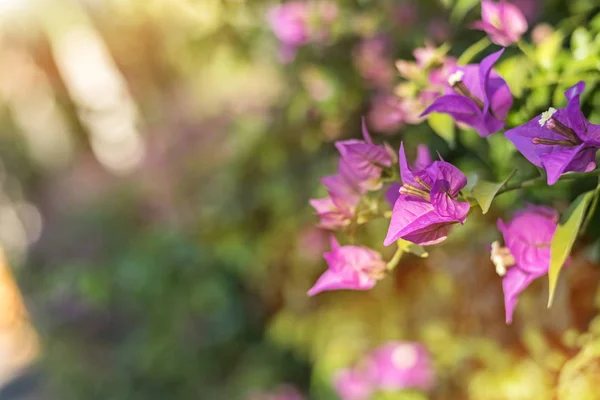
309, 120, 393, 230
302, 0, 596, 330
334, 342, 435, 400
262, 0, 600, 396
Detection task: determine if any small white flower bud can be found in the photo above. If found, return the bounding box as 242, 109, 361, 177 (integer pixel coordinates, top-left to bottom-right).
539, 107, 557, 127
447, 70, 464, 86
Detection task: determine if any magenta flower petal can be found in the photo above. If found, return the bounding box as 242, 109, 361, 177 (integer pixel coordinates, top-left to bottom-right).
384, 196, 455, 246
399, 142, 424, 184
335, 120, 393, 191
385, 183, 402, 207
307, 269, 375, 296
480, 49, 512, 120
421, 94, 481, 126
430, 181, 470, 220
308, 239, 385, 296
496, 205, 565, 324
540, 143, 594, 185
429, 161, 468, 196
502, 267, 538, 324
415, 144, 433, 170
335, 140, 393, 188
321, 172, 361, 207
365, 342, 435, 391
497, 209, 555, 274
401, 222, 455, 246
474, 1, 528, 46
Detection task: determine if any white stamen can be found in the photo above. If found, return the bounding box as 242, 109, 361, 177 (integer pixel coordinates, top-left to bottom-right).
392, 344, 418, 370
447, 70, 464, 86
490, 241, 515, 277
539, 107, 557, 127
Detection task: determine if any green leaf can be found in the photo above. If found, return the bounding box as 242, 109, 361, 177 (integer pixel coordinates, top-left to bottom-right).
450, 0, 480, 23
471, 170, 516, 214
397, 238, 428, 258
571, 27, 593, 61
548, 191, 595, 307
439, 0, 454, 9
536, 31, 564, 70
428, 113, 455, 148
457, 37, 491, 65
496, 55, 530, 98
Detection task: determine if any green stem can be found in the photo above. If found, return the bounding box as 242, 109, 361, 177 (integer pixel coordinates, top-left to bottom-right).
497, 169, 600, 195
386, 244, 404, 271
457, 37, 491, 65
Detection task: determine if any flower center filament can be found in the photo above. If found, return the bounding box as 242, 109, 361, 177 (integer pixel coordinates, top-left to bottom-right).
490, 241, 515, 277
536, 108, 582, 146
414, 176, 431, 191
448, 70, 484, 110
544, 118, 581, 144
399, 183, 430, 201
531, 137, 578, 146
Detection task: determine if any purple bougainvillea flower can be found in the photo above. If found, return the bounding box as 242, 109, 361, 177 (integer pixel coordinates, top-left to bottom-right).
491, 205, 565, 324
384, 143, 470, 246
310, 161, 361, 230
333, 368, 373, 400
504, 81, 600, 185
365, 342, 435, 391
385, 145, 432, 207
310, 119, 394, 229
420, 49, 513, 137
335, 119, 393, 191
472, 1, 528, 46
307, 236, 386, 296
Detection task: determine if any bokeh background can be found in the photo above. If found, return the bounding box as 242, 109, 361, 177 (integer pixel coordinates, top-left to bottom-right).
1, 0, 600, 399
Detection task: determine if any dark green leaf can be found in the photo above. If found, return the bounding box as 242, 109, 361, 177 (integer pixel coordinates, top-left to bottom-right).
471, 170, 516, 214
548, 191, 595, 306
428, 113, 455, 148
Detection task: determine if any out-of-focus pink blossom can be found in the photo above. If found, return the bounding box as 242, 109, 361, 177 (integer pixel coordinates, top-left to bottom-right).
426, 18, 451, 43
334, 368, 373, 400
472, 1, 528, 47
394, 2, 418, 29
365, 342, 435, 391
531, 23, 554, 45
353, 35, 395, 88
375, 43, 455, 133
267, 1, 338, 62
310, 162, 361, 230
367, 94, 406, 134
297, 227, 329, 262
267, 2, 310, 47
334, 119, 393, 191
